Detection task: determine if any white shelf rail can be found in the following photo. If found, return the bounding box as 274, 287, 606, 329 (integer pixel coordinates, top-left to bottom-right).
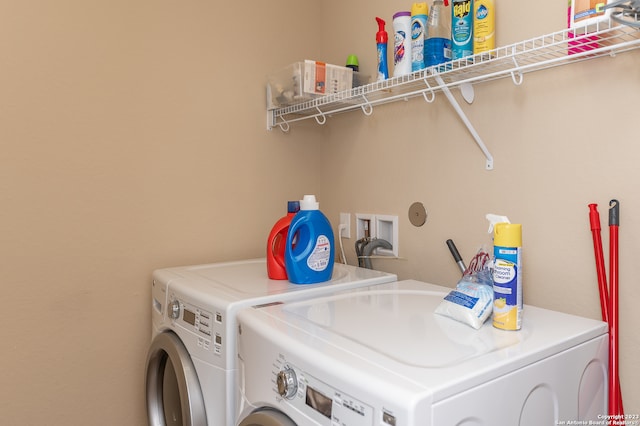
266, 19, 640, 168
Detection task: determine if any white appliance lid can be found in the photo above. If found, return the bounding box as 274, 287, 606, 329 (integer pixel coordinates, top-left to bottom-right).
157, 258, 397, 303
252, 280, 608, 400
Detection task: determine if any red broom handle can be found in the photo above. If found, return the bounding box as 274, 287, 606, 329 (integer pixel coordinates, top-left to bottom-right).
609, 200, 623, 415
589, 204, 609, 324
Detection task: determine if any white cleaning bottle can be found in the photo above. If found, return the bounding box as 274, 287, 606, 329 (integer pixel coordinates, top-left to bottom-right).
393, 11, 412, 77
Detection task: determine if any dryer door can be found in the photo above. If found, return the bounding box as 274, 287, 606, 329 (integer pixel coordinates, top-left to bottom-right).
146, 331, 207, 426
238, 408, 297, 426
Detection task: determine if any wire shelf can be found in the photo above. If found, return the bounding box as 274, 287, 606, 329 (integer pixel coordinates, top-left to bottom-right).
267, 19, 640, 132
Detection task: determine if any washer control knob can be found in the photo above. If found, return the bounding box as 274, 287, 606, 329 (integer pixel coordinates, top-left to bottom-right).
169, 300, 180, 320
276, 367, 297, 399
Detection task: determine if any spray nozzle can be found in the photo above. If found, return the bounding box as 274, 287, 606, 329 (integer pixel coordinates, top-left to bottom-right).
443, 0, 449, 6
376, 17, 388, 43
486, 214, 511, 234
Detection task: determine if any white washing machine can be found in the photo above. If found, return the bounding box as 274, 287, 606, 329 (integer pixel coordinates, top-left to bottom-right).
236, 280, 609, 426
145, 258, 397, 426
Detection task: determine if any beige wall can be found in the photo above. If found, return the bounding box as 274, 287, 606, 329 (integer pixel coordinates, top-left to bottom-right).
319, 0, 639, 415
1, 1, 324, 423
0, 0, 637, 424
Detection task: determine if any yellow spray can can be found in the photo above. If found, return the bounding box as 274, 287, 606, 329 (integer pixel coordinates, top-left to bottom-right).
473, 0, 495, 55
492, 222, 522, 331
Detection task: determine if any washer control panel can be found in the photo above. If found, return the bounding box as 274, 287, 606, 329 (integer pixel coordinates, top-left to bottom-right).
273, 359, 378, 425
169, 297, 215, 343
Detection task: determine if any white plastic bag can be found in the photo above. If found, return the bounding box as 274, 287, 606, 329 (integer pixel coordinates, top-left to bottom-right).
435, 268, 493, 329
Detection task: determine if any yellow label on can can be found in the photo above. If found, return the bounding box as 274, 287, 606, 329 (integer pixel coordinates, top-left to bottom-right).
492, 302, 520, 330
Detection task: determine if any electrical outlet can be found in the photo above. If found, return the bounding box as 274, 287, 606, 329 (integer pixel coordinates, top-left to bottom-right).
375, 215, 398, 257
339, 213, 351, 239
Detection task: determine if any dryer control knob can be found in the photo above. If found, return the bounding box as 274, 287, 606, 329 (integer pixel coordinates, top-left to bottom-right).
276, 367, 297, 399
169, 300, 180, 320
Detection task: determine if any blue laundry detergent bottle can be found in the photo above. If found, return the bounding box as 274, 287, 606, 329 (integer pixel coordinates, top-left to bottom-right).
285, 195, 335, 284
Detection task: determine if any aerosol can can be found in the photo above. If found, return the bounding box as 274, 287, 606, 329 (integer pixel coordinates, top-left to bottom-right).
487, 214, 523, 331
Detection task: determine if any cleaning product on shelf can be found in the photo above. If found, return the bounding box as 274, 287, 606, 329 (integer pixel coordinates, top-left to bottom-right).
452, 0, 474, 60
487, 214, 523, 331
411, 2, 429, 71
346, 54, 368, 87
266, 201, 300, 280
375, 17, 389, 81
393, 11, 413, 77
345, 54, 359, 72
285, 195, 335, 284
473, 0, 495, 55
426, 0, 452, 68
570, 0, 613, 29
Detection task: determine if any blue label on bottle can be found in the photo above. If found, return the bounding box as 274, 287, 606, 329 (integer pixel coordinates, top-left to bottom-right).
411, 17, 426, 71
444, 290, 479, 309
493, 246, 522, 309
377, 44, 389, 80
476, 4, 488, 20
452, 19, 472, 44
425, 37, 451, 67
411, 21, 424, 41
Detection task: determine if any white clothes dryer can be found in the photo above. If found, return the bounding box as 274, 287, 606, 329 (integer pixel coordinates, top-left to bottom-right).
236, 280, 609, 426
145, 258, 396, 426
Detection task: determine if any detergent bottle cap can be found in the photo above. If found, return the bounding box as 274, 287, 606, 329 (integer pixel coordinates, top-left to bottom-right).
346, 54, 359, 72
287, 201, 300, 214
300, 195, 320, 211
485, 213, 510, 234
376, 17, 388, 43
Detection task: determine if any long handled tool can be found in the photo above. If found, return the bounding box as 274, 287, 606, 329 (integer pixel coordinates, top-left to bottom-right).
588, 204, 609, 324
608, 200, 624, 416
588, 202, 624, 415
446, 239, 467, 274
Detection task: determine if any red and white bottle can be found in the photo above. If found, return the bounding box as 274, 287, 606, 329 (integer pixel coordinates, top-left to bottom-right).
266, 201, 300, 280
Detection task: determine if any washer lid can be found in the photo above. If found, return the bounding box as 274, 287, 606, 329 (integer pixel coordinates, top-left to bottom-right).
285, 284, 522, 368
155, 258, 397, 304
255, 280, 607, 398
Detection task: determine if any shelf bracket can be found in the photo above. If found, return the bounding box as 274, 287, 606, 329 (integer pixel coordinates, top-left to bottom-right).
277, 119, 290, 133
434, 75, 494, 170
267, 110, 290, 132
510, 56, 524, 86
422, 78, 436, 103
267, 109, 274, 131
360, 95, 374, 116
314, 107, 327, 125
